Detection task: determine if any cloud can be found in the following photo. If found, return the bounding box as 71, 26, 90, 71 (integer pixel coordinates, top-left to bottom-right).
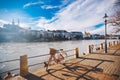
41, 0, 75, 9
36, 0, 117, 34
0, 9, 35, 29
41, 5, 58, 9
0, 18, 30, 29
23, 1, 44, 8
1, 0, 118, 34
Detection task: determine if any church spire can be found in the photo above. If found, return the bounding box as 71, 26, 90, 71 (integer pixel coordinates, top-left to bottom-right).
12, 19, 15, 25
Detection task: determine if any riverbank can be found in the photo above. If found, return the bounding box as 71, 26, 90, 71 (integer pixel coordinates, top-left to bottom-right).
12, 44, 120, 80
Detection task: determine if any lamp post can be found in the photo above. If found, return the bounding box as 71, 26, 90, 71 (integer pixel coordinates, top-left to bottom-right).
103, 13, 108, 53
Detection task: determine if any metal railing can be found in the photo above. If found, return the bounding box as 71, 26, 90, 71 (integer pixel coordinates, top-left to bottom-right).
1, 40, 119, 77
0, 48, 75, 76
89, 41, 120, 53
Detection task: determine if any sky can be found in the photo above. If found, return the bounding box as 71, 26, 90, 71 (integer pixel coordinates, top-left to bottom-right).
0, 0, 118, 34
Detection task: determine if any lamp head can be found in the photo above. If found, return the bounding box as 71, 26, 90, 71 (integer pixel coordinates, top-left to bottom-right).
103, 13, 108, 18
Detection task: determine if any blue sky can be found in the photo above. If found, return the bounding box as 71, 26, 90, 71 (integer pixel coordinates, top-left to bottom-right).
0, 0, 118, 34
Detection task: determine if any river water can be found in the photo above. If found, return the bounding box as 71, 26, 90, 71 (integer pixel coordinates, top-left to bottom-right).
0, 39, 118, 76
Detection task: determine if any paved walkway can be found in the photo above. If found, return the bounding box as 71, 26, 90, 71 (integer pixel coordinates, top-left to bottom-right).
15, 44, 120, 80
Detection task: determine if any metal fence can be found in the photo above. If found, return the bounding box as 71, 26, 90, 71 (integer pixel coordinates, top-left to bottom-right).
0, 48, 75, 77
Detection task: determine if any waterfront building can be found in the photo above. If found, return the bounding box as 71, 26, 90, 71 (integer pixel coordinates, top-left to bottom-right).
91, 34, 104, 39
83, 31, 91, 39
46, 30, 54, 41
0, 20, 92, 42
0, 20, 26, 42
52, 30, 72, 40
71, 32, 83, 40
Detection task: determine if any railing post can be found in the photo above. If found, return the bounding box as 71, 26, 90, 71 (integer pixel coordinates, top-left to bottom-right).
112, 41, 114, 46
89, 45, 92, 53
109, 42, 111, 47
75, 48, 79, 58
110, 42, 112, 46
113, 41, 115, 46
117, 41, 119, 45
110, 42, 112, 47
101, 43, 103, 50
20, 55, 29, 76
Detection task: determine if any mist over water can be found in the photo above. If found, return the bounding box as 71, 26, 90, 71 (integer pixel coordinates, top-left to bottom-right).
0, 40, 118, 76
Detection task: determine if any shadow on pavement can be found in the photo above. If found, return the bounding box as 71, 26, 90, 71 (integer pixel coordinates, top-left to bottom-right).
22, 73, 44, 80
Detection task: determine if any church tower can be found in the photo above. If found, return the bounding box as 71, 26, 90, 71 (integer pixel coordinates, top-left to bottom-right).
12, 19, 15, 25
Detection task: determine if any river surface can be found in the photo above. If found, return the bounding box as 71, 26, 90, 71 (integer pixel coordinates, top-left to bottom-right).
0, 39, 118, 76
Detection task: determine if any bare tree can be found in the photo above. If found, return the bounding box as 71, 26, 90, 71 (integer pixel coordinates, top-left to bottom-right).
108, 0, 120, 33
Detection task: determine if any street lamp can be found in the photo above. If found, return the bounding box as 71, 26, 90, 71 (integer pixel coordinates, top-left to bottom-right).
103, 13, 108, 53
